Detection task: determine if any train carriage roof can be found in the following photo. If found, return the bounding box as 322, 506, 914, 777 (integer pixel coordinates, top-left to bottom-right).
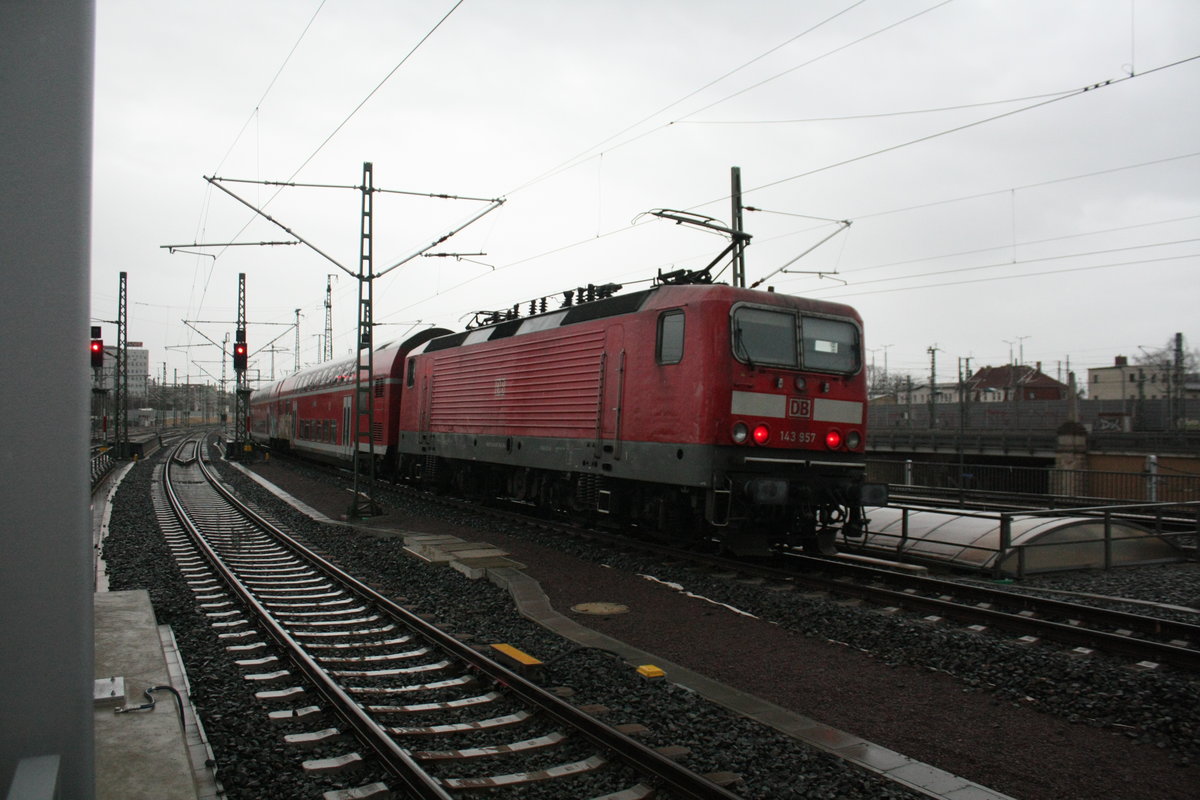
411, 283, 861, 357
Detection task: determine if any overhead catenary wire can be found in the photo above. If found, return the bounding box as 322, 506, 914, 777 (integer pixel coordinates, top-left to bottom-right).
470, 57, 1200, 304
672, 88, 1080, 124
203, 0, 992, 334
670, 0, 957, 126
168, 5, 1197, 378
188, 0, 469, 367
284, 0, 465, 185
807, 212, 1200, 279
189, 0, 329, 324
503, 0, 872, 197
689, 54, 1200, 211
851, 151, 1200, 224
803, 236, 1200, 288
208, 0, 329, 179
386, 130, 1200, 324
817, 252, 1197, 299
505, 1, 967, 199
203, 0, 467, 262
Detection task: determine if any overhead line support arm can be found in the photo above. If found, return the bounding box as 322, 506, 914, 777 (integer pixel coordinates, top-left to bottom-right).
204, 175, 356, 277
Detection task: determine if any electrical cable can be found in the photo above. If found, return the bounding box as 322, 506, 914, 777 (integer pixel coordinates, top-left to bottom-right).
209, 0, 328, 178
689, 54, 1200, 211
671, 0, 957, 126
115, 685, 186, 724
819, 214, 1200, 278
284, 0, 465, 184
504, 0, 871, 196
852, 152, 1200, 224
508, 1, 967, 199
202, 0, 466, 264
415, 58, 1200, 328
810, 252, 1197, 299
799, 237, 1200, 291
675, 88, 1078, 124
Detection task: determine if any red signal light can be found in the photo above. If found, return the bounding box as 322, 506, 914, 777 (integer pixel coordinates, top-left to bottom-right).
90, 339, 104, 368
233, 341, 248, 372
752, 424, 770, 444
825, 429, 842, 449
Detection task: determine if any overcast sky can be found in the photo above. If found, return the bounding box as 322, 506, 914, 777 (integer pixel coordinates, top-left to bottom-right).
90, 0, 1200, 389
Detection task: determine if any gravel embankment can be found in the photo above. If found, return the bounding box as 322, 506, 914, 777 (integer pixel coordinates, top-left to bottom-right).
230, 455, 1200, 800
102, 446, 926, 799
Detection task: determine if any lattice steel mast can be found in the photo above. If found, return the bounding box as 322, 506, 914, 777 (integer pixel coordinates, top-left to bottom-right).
114, 271, 129, 456
200, 165, 505, 513
349, 162, 381, 517
231, 273, 250, 458
323, 274, 336, 362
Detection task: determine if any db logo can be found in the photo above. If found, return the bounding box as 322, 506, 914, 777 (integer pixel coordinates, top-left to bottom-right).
787, 397, 811, 419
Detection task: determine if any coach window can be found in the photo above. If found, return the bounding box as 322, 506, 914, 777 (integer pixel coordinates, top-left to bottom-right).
657, 310, 685, 364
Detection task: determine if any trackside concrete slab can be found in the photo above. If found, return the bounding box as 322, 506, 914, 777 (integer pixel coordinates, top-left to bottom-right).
93, 591, 201, 800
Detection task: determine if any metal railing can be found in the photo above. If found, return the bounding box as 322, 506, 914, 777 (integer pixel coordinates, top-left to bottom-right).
90, 450, 115, 490
868, 459, 1200, 504
858, 500, 1199, 578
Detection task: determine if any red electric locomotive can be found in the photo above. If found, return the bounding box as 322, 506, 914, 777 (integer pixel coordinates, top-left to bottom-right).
395, 280, 884, 553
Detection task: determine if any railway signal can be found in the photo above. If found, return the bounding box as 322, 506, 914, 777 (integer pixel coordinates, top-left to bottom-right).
232, 341, 248, 372
90, 339, 104, 369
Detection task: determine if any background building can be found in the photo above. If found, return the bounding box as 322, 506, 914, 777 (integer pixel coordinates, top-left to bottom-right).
91, 341, 149, 400
1087, 355, 1197, 401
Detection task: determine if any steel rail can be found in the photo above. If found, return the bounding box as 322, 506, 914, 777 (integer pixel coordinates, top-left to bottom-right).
277, 448, 1200, 672
165, 438, 454, 800
177, 436, 742, 800
782, 555, 1200, 670
798, 555, 1200, 641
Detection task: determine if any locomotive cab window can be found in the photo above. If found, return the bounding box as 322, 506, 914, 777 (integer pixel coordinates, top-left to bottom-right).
800, 315, 860, 373
731, 306, 798, 367
657, 310, 685, 364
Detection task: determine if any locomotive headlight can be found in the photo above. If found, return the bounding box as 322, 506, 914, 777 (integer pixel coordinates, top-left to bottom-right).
732, 422, 750, 444
794, 376, 807, 391
825, 429, 843, 449
752, 424, 771, 444
846, 431, 862, 449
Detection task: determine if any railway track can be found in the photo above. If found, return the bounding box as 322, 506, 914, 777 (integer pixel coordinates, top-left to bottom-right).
258, 449, 1200, 673
161, 435, 741, 799
778, 554, 1200, 671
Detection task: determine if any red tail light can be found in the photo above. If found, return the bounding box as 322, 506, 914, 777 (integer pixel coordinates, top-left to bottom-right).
825, 429, 842, 449
752, 424, 770, 444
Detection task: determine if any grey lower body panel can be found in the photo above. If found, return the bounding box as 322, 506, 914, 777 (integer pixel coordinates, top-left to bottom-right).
398, 431, 865, 489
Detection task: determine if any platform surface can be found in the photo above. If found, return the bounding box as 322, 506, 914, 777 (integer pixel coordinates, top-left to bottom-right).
94, 590, 200, 800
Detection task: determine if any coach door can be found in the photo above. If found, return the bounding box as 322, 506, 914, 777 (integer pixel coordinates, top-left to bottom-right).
342, 396, 352, 456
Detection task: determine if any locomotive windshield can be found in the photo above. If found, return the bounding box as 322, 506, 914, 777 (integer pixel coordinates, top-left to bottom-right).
801, 315, 859, 372
732, 307, 797, 366
731, 305, 860, 373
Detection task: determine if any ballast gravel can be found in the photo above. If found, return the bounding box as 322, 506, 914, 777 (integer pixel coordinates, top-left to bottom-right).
102, 446, 923, 800
233, 455, 1199, 800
